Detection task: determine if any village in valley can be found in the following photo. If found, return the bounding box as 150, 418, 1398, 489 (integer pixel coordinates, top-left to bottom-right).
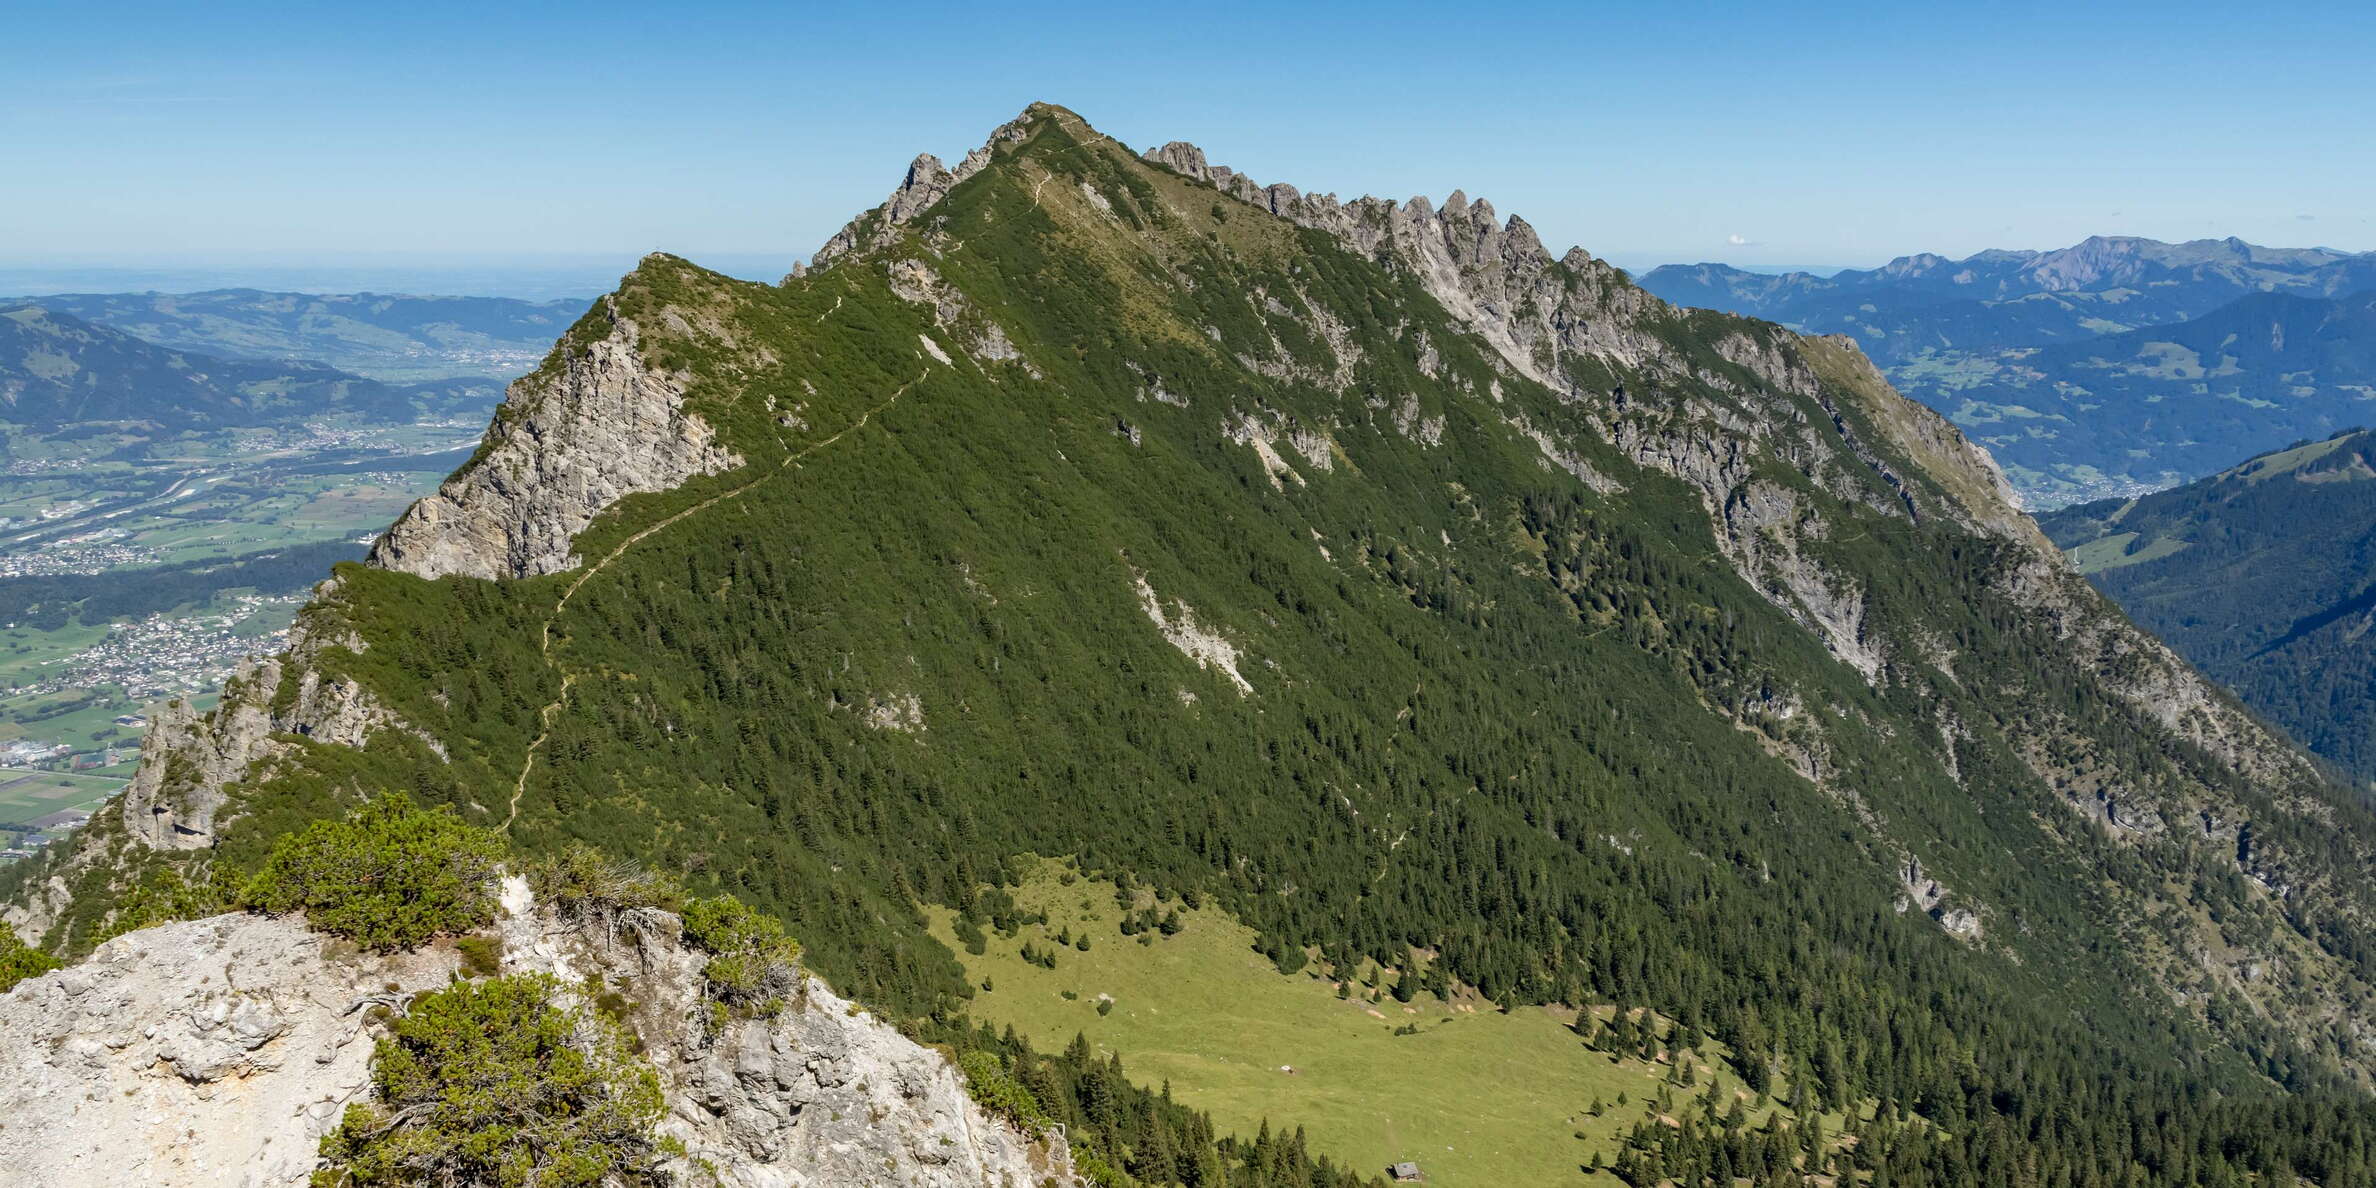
0, 578, 311, 865
0, 420, 481, 865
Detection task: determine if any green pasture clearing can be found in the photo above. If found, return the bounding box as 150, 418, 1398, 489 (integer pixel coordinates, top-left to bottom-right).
0, 689, 146, 753
928, 860, 1777, 1187
2065, 530, 2191, 575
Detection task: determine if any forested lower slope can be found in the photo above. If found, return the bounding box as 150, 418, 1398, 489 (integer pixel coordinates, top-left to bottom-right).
2044, 427, 2376, 784
18, 105, 2376, 1185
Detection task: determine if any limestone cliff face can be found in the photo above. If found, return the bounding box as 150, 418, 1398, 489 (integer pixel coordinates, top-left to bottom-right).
112, 590, 438, 857
0, 893, 1073, 1188
367, 290, 741, 582
491, 881, 1073, 1187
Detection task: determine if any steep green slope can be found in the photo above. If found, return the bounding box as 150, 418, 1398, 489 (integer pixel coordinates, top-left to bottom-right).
18, 105, 2376, 1184
2043, 427, 2376, 782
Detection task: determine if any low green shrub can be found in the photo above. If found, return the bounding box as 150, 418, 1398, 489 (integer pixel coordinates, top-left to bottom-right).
680, 894, 802, 1018
0, 922, 61, 992
96, 863, 230, 944
957, 1049, 1052, 1137
242, 794, 504, 952
454, 935, 502, 978
313, 973, 668, 1187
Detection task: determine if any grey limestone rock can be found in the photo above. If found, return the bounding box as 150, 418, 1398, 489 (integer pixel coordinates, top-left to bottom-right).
0, 889, 1076, 1188
368, 294, 741, 582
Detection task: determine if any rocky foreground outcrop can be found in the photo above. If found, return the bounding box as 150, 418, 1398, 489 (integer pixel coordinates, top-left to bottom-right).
0, 890, 1072, 1188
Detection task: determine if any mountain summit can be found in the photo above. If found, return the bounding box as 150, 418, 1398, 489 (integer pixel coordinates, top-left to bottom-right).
12, 104, 2376, 1184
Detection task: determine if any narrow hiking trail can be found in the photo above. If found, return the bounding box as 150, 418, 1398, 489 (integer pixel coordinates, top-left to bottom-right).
499, 369, 929, 831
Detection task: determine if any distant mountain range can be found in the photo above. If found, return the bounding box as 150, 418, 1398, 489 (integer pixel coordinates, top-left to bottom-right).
1644, 237, 2376, 360
1937, 290, 2376, 490
2041, 428, 2376, 783
0, 304, 494, 430
14, 289, 580, 382
1641, 237, 2376, 504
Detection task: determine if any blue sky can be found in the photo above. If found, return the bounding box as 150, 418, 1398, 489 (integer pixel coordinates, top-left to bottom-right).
6, 0, 2373, 292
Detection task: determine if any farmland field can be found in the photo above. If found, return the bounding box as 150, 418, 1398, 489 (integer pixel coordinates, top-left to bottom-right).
0, 770, 122, 830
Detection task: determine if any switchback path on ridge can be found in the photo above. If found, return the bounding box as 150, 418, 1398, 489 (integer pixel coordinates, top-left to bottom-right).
500, 368, 930, 832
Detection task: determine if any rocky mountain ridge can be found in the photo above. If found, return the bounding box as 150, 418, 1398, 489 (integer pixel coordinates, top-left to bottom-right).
833, 115, 2279, 778
0, 883, 1072, 1188
17, 101, 2376, 1184
366, 296, 742, 581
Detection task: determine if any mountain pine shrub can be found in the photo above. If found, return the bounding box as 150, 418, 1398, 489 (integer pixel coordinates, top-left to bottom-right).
242, 794, 504, 951
0, 922, 59, 992
312, 973, 668, 1187
681, 893, 803, 1019
528, 842, 685, 928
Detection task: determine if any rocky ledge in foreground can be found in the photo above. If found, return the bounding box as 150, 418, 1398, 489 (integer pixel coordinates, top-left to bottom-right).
0, 889, 1072, 1188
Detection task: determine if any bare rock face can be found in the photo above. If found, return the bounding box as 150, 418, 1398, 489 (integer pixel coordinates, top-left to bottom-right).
808, 110, 1037, 269
106, 580, 444, 859
1139, 148, 1673, 383
367, 295, 741, 582
885, 257, 1031, 370
0, 895, 1075, 1188
493, 882, 1073, 1187
117, 663, 279, 851
1144, 141, 1210, 181
0, 914, 455, 1187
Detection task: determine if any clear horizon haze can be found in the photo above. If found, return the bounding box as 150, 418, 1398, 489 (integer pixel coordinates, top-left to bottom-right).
8, 0, 2373, 296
